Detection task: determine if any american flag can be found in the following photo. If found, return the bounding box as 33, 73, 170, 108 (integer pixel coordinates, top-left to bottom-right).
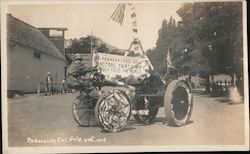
110, 3, 126, 25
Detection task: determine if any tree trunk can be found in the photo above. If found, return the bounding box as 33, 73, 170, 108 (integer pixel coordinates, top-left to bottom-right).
205, 75, 210, 93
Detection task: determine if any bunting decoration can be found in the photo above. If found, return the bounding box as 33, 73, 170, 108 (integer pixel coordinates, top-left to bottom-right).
110, 3, 138, 40
111, 3, 142, 55
129, 3, 139, 40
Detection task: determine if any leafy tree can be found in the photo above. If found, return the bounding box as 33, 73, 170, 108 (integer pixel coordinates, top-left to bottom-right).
177, 2, 243, 92
148, 2, 243, 93
147, 16, 187, 75
177, 2, 242, 73
66, 36, 117, 54
96, 43, 110, 53
65, 36, 98, 54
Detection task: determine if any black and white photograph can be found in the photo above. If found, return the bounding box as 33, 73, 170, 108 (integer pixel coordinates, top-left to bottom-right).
1, 0, 249, 153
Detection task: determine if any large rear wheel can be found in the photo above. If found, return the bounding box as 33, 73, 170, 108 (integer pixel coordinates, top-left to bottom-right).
95, 90, 131, 133
164, 80, 193, 126
72, 94, 98, 127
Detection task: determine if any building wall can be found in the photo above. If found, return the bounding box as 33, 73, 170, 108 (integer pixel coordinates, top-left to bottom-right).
48, 37, 64, 56
39, 29, 65, 57
7, 42, 66, 93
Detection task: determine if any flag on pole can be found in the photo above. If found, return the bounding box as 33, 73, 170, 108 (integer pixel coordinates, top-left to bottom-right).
111, 3, 143, 55
110, 3, 126, 25
166, 48, 174, 68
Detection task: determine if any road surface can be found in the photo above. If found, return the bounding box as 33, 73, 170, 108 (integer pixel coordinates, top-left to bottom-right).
7, 92, 246, 147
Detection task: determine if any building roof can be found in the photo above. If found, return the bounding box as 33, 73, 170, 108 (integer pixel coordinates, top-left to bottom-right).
38, 27, 68, 31
7, 14, 65, 60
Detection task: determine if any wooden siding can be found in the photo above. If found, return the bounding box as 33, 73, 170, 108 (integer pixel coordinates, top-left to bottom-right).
8, 42, 66, 93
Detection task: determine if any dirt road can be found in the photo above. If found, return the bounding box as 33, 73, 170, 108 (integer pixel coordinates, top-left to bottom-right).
7, 92, 246, 148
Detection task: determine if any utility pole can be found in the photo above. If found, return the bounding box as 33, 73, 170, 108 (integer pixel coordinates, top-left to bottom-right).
90, 30, 93, 53
90, 30, 95, 67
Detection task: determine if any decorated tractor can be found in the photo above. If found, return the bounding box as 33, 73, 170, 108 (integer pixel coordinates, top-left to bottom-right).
70, 3, 193, 133
69, 50, 193, 133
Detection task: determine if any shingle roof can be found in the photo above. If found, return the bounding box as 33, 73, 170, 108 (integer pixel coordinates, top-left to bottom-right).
7, 14, 65, 60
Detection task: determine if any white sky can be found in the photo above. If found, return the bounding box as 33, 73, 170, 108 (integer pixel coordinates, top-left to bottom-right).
7, 2, 183, 50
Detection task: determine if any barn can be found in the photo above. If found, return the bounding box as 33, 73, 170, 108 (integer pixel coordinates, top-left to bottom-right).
7, 14, 67, 96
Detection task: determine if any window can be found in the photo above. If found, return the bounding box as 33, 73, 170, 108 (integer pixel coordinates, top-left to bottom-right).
34, 51, 41, 59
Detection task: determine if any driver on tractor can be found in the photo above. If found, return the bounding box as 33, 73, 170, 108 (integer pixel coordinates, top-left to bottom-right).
66, 53, 98, 95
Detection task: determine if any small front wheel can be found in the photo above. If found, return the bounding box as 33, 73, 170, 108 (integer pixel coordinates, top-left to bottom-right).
95, 90, 131, 132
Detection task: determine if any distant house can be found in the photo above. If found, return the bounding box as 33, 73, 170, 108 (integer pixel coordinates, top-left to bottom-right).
7, 14, 67, 94
210, 74, 232, 83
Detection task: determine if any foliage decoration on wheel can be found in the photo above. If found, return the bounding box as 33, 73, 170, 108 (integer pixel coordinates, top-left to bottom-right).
164, 80, 193, 126
95, 90, 131, 132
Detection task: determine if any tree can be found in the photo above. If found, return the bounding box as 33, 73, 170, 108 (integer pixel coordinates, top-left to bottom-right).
176, 2, 243, 92
65, 36, 120, 54
147, 16, 187, 75
96, 43, 110, 53
148, 2, 243, 93
65, 36, 98, 54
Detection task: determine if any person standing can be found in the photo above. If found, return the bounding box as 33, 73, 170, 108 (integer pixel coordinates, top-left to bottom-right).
45, 72, 53, 95
61, 79, 66, 94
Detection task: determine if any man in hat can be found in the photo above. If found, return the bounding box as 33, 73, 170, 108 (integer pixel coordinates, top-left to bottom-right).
66, 53, 98, 94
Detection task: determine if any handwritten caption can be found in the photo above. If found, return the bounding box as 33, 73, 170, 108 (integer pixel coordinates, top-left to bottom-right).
26, 136, 107, 144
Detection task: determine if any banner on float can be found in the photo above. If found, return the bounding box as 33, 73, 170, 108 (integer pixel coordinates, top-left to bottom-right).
93, 53, 150, 79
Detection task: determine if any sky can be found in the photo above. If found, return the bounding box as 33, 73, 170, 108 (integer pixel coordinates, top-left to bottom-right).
7, 2, 183, 50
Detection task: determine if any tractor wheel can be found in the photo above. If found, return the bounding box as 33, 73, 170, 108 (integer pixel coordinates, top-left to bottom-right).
133, 97, 159, 124
164, 80, 193, 126
95, 90, 131, 133
72, 94, 98, 127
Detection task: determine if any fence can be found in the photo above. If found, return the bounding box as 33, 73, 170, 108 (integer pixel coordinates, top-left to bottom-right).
209, 80, 233, 96
37, 82, 70, 95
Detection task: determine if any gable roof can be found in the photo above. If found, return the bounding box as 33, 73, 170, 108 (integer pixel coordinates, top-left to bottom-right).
7, 14, 65, 61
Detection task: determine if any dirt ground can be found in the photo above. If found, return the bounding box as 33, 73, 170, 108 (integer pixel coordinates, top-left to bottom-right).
6, 92, 247, 150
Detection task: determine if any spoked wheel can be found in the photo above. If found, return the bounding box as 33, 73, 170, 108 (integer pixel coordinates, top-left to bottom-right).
133, 97, 159, 124
164, 80, 193, 126
95, 90, 131, 133
72, 94, 98, 127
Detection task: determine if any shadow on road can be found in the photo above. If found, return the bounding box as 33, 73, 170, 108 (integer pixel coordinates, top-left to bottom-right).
155, 117, 167, 123
100, 127, 136, 133
119, 127, 136, 132
163, 120, 194, 127
216, 97, 230, 103
193, 91, 211, 97
193, 90, 229, 98
195, 91, 243, 105
216, 97, 244, 105
127, 117, 167, 126
128, 117, 194, 127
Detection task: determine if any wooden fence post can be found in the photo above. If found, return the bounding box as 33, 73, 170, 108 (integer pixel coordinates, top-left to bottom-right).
37, 83, 40, 94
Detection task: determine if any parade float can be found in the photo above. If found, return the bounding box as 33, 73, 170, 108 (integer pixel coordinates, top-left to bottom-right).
70, 3, 193, 132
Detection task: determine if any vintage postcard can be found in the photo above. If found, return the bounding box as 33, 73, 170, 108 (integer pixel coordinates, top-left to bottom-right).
1, 0, 249, 153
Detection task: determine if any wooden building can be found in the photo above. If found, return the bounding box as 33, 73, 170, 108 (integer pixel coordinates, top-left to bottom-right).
7, 14, 67, 95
